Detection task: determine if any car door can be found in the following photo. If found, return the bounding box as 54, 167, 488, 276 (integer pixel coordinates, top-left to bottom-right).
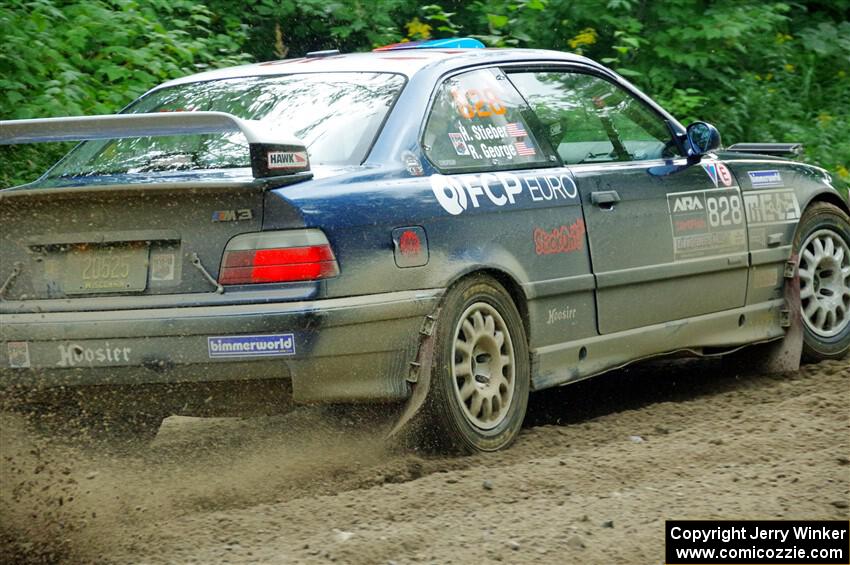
509, 69, 749, 334
419, 67, 598, 351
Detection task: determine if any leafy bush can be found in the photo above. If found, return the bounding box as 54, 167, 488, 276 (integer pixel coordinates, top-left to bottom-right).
1, 0, 847, 198
407, 0, 849, 196
0, 0, 251, 187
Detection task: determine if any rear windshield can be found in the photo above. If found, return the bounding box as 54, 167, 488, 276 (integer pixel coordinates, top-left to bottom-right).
45, 72, 406, 179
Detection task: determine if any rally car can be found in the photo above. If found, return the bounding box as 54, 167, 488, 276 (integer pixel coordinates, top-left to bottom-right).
1, 38, 848, 451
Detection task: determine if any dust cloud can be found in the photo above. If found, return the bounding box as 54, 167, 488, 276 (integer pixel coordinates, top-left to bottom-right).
1, 407, 398, 564
1, 358, 847, 564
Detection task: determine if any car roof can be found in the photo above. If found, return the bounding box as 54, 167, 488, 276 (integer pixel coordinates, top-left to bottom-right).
155, 48, 602, 90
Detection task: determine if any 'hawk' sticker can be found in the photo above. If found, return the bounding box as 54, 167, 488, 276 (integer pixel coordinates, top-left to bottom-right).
267, 151, 308, 170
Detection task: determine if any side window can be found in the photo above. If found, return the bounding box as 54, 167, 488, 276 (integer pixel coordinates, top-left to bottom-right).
423, 68, 551, 172
508, 71, 681, 165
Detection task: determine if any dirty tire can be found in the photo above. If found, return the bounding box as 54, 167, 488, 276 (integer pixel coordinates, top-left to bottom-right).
420, 275, 530, 453
794, 201, 850, 361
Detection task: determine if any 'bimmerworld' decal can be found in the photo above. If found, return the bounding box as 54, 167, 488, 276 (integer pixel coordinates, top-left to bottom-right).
208, 334, 296, 358
748, 170, 784, 188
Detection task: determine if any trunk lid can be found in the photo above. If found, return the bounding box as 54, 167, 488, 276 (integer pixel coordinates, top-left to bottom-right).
0, 173, 303, 304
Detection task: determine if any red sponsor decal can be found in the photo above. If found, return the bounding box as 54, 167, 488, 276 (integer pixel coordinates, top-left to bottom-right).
398, 229, 422, 256
675, 218, 707, 232
534, 218, 586, 256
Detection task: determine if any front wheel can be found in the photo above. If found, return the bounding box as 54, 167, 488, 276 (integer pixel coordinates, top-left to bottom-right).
420, 276, 530, 453
795, 202, 850, 360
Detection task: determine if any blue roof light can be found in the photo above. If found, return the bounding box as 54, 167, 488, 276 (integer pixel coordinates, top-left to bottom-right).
373, 37, 486, 52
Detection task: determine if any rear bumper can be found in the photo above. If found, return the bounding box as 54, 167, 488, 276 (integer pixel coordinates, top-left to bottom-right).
0, 289, 443, 403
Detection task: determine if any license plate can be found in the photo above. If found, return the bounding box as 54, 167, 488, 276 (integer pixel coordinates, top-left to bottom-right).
63, 244, 150, 295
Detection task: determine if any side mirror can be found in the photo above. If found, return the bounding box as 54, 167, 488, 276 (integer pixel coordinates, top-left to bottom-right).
686, 122, 721, 157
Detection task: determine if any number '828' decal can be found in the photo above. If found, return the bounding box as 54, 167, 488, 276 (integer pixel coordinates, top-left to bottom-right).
668, 188, 747, 260
706, 194, 744, 227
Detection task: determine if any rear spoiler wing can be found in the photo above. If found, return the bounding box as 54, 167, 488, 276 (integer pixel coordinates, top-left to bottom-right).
0, 111, 310, 180
725, 143, 803, 158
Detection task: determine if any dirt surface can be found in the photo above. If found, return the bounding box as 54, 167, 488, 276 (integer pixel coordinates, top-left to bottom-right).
1, 357, 848, 564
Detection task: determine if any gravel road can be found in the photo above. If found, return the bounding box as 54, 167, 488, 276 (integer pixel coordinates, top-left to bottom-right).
1, 357, 848, 564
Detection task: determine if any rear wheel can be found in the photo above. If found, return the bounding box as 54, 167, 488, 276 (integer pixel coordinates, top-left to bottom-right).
420, 276, 530, 453
795, 202, 850, 360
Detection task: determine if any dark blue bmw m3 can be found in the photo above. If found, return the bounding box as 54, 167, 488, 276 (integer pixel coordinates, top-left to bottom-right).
1, 38, 848, 451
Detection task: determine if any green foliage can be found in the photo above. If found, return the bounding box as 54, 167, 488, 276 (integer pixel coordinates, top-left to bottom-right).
204, 0, 411, 57
0, 0, 251, 187
509, 0, 850, 193
1, 0, 848, 198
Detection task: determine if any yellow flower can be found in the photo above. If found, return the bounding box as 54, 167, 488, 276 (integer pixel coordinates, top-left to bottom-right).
406, 18, 431, 40
836, 165, 850, 181
568, 28, 598, 50
775, 33, 793, 44
784, 63, 795, 72
817, 112, 833, 124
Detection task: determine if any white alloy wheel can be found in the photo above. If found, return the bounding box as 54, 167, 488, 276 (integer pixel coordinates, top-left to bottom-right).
799, 228, 850, 338
451, 302, 516, 430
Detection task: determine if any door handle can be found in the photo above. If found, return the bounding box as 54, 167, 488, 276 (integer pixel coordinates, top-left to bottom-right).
590, 190, 621, 208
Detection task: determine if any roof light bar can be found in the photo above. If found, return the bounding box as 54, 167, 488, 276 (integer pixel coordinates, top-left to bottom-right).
373, 37, 485, 52
305, 49, 341, 58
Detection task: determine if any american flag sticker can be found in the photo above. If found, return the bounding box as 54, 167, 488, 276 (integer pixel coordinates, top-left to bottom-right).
505, 122, 528, 138
514, 140, 536, 156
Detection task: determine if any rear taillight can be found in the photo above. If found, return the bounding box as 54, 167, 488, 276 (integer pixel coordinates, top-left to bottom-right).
219, 230, 339, 285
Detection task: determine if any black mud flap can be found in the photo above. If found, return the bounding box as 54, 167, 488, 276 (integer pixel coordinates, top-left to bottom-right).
758, 254, 804, 373
386, 309, 441, 440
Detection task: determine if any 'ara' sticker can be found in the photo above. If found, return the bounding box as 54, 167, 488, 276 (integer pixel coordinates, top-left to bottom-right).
701, 162, 719, 187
